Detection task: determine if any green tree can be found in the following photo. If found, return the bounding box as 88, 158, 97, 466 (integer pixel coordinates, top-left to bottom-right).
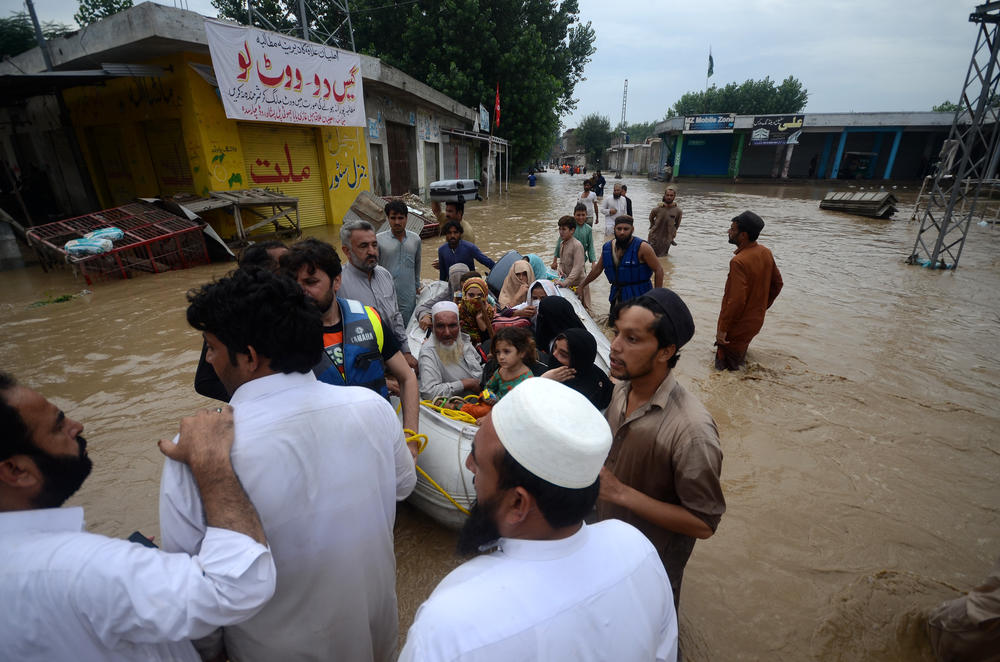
615, 120, 657, 144
75, 0, 133, 27
575, 113, 612, 166
667, 75, 807, 116
0, 12, 73, 58
213, 0, 597, 168
933, 100, 960, 113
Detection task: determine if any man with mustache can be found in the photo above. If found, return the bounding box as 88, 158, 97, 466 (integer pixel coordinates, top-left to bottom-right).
580, 215, 664, 315
400, 378, 678, 661
597, 289, 726, 611
339, 219, 418, 371
0, 373, 276, 660
284, 238, 420, 435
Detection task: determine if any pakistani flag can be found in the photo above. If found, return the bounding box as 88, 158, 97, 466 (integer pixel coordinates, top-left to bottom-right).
707, 49, 714, 79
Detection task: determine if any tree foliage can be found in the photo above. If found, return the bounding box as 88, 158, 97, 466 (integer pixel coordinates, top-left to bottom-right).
212, 0, 596, 168
575, 113, 612, 166
666, 76, 808, 117
932, 100, 960, 113
615, 120, 657, 144
75, 0, 133, 26
0, 12, 73, 58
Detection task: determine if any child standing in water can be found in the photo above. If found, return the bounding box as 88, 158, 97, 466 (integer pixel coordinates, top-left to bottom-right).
484, 327, 536, 400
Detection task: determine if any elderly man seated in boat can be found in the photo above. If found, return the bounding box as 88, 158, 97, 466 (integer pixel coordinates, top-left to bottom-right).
419, 301, 485, 400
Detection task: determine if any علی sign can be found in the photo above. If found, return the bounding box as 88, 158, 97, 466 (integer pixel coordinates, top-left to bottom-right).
205, 20, 366, 127
751, 115, 803, 145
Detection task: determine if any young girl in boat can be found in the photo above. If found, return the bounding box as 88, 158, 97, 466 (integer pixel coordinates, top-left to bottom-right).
484, 327, 536, 401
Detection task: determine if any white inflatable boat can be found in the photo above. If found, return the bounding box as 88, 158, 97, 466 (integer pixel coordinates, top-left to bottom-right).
401, 280, 610, 530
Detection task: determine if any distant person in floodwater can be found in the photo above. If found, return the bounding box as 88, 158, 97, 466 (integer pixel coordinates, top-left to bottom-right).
528, 172, 537, 187
600, 184, 626, 237
593, 170, 607, 197
715, 211, 783, 371
578, 179, 598, 225
621, 184, 633, 217
581, 215, 663, 315
648, 186, 683, 257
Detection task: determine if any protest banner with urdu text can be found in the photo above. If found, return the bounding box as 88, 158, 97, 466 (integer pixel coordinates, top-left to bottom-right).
205, 20, 365, 127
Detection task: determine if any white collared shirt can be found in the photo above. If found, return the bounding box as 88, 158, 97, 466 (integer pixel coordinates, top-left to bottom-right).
0, 506, 274, 661
399, 519, 678, 662
160, 371, 416, 662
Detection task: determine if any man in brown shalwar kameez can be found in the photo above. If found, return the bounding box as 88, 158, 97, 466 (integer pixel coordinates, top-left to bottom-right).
715, 210, 783, 371
597, 289, 726, 610
648, 187, 683, 257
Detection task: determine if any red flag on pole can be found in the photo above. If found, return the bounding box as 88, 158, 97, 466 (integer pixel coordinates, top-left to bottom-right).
494, 83, 500, 128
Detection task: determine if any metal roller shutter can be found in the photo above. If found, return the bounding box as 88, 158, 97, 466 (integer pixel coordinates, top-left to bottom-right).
238, 123, 328, 228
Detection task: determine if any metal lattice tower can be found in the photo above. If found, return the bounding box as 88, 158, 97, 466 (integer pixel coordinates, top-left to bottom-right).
908, 1, 1000, 270
246, 0, 356, 51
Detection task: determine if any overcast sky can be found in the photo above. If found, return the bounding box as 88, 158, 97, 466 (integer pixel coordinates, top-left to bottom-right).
10, 0, 977, 129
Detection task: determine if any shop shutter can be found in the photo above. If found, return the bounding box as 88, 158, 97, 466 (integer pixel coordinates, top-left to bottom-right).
143, 119, 194, 196
238, 123, 328, 228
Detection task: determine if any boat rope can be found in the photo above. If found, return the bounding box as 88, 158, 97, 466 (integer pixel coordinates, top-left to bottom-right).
404, 428, 470, 516
418, 399, 478, 424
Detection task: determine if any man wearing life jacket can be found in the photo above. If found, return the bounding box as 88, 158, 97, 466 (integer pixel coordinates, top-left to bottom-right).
283, 239, 419, 434
580, 215, 664, 315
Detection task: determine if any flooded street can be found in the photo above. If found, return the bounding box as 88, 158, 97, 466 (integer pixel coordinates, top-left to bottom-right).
2, 171, 998, 660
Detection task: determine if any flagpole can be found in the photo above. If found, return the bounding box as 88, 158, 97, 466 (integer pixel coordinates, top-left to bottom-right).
487, 107, 494, 201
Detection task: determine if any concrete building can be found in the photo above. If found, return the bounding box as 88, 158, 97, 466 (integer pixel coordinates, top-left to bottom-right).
605, 138, 661, 176
0, 3, 490, 234
555, 128, 586, 169
650, 112, 956, 181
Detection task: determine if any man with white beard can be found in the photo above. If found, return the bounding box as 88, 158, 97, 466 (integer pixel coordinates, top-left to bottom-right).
418, 302, 484, 400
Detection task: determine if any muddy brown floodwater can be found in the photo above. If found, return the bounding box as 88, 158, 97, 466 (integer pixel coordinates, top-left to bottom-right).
1, 172, 998, 660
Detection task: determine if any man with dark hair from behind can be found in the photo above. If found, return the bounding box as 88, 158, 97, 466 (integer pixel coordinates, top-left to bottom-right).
194, 240, 289, 401
715, 210, 783, 371
400, 378, 677, 661
597, 288, 726, 612
0, 372, 276, 660
282, 238, 420, 435
161, 267, 416, 662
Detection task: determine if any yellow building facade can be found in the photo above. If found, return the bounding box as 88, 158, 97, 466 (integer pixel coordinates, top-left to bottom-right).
62, 52, 371, 236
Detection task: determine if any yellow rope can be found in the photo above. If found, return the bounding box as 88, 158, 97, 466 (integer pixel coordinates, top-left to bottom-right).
419, 399, 478, 424
404, 428, 470, 516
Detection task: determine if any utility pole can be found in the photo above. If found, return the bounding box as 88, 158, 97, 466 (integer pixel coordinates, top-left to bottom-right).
616, 78, 627, 178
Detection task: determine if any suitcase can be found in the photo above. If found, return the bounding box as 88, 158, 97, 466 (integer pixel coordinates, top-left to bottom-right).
429, 179, 481, 203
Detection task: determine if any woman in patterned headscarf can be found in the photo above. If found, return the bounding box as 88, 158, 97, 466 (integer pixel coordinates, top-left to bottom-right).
459, 277, 495, 345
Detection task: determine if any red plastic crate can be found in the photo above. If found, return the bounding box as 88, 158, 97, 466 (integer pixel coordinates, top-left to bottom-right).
26, 201, 210, 285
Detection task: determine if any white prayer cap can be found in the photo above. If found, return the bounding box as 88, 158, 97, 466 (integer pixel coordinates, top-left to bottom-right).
491, 378, 611, 489
431, 301, 459, 319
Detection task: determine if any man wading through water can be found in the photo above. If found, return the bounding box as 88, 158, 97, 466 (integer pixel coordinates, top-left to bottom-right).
580, 215, 663, 316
